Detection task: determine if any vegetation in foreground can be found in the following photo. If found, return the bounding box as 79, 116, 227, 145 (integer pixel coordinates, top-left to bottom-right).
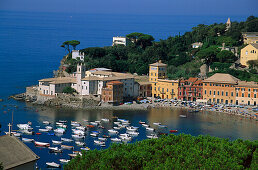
64, 134, 257, 169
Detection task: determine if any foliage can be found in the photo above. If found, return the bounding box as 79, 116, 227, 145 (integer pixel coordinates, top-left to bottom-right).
216, 50, 237, 63
196, 46, 220, 64
62, 86, 77, 94
64, 134, 258, 170
126, 32, 154, 49
247, 60, 258, 69
61, 40, 81, 53
0, 163, 3, 170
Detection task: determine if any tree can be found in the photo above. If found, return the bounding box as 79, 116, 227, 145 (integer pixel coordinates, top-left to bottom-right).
216, 50, 237, 63
126, 32, 154, 49
247, 60, 258, 68
69, 40, 80, 50
196, 46, 220, 64
61, 41, 71, 53
61, 40, 80, 53
62, 86, 77, 94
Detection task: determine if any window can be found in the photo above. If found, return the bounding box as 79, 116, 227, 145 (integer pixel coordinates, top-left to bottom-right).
236, 93, 238, 97
217, 99, 220, 103
222, 91, 224, 96
167, 89, 168, 92
172, 89, 174, 93
254, 94, 257, 98
242, 93, 244, 97
226, 92, 228, 96
248, 94, 250, 97
209, 91, 211, 95
231, 92, 233, 96
217, 91, 220, 95
230, 100, 233, 104
248, 89, 251, 92
213, 91, 216, 95
205, 90, 206, 94
205, 83, 207, 86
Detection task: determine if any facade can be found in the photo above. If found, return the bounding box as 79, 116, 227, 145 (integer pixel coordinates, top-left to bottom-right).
203, 73, 239, 104
178, 78, 203, 101
102, 81, 123, 104
139, 82, 152, 98
240, 44, 258, 66
235, 81, 258, 105
226, 17, 231, 31
192, 42, 203, 48
72, 50, 84, 61
112, 37, 129, 46
242, 32, 258, 44
0, 135, 39, 170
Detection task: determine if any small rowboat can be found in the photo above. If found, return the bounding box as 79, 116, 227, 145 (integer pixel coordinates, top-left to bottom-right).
179, 115, 187, 118
72, 134, 85, 139
52, 140, 62, 145
36, 132, 41, 135
49, 147, 62, 153
81, 147, 90, 151
90, 133, 98, 137
61, 138, 73, 142
61, 145, 74, 150
46, 162, 60, 168
35, 141, 50, 147
75, 141, 85, 146
94, 140, 105, 145
59, 159, 70, 164
43, 121, 50, 125
86, 125, 94, 128
142, 124, 150, 127
153, 122, 161, 126
22, 138, 34, 142
111, 138, 122, 142
147, 134, 158, 139
98, 137, 107, 141
108, 129, 118, 134
39, 129, 49, 132
101, 118, 109, 122
103, 135, 111, 138
169, 130, 178, 133
146, 127, 155, 131
139, 121, 146, 124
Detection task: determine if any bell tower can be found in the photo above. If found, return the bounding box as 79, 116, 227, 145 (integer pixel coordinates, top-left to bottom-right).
76, 64, 85, 94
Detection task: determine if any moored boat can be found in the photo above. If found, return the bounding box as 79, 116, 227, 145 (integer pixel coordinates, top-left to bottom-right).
39, 128, 49, 132
61, 145, 74, 150
169, 130, 178, 133
153, 122, 161, 126
147, 134, 158, 139
46, 162, 60, 168
75, 141, 85, 146
34, 141, 50, 147
22, 138, 34, 142
179, 115, 187, 118
43, 121, 50, 125
52, 140, 62, 145
94, 140, 105, 145
146, 127, 155, 131
59, 159, 70, 164
111, 138, 122, 142
61, 138, 73, 142
108, 129, 118, 134
101, 118, 109, 122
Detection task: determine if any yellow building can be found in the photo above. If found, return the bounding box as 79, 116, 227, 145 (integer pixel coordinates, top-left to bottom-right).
203, 73, 239, 104
235, 81, 258, 105
240, 44, 258, 66
242, 32, 258, 44
149, 61, 178, 99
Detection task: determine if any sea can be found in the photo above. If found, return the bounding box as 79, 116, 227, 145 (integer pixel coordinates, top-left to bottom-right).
0, 10, 256, 169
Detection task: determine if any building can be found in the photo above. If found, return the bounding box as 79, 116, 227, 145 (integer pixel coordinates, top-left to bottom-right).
0, 135, 39, 170
178, 78, 203, 101
102, 81, 123, 105
112, 37, 129, 46
139, 82, 152, 98
226, 17, 231, 31
219, 43, 238, 57
240, 43, 258, 66
192, 42, 203, 48
235, 81, 258, 105
72, 50, 84, 61
242, 32, 258, 44
203, 73, 239, 104
149, 61, 178, 99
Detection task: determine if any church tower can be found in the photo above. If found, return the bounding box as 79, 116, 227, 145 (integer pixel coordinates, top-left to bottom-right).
76, 64, 85, 95
226, 18, 231, 31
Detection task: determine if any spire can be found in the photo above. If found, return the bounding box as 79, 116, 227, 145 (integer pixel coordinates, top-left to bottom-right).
227, 17, 231, 24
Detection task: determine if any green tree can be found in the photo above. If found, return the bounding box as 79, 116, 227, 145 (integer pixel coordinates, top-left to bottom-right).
196, 46, 220, 64
126, 32, 154, 49
61, 40, 80, 53
69, 40, 80, 50
247, 60, 258, 68
62, 86, 77, 94
216, 50, 237, 63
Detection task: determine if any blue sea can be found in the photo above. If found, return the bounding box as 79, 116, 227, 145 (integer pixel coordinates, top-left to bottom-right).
0, 11, 256, 169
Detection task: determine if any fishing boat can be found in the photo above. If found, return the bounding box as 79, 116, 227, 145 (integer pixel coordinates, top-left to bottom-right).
45, 126, 53, 130
17, 124, 32, 130
153, 122, 161, 126
94, 140, 105, 145
127, 131, 139, 136
111, 138, 122, 142
147, 134, 158, 139
43, 121, 50, 125
76, 126, 86, 131
169, 130, 178, 133
179, 115, 187, 118
61, 138, 73, 142
34, 141, 50, 147
103, 135, 111, 138
146, 127, 155, 131
49, 147, 62, 153
72, 129, 85, 135
90, 122, 98, 126
114, 121, 121, 125
108, 129, 118, 134
101, 118, 109, 122
52, 140, 62, 145
56, 122, 63, 126
38, 129, 49, 132
139, 121, 146, 124
36, 132, 41, 135
113, 126, 121, 130
126, 126, 137, 131
75, 141, 85, 146
22, 138, 34, 142
90, 133, 98, 137
59, 159, 70, 164
142, 124, 150, 127
54, 128, 65, 134
98, 137, 107, 141
72, 134, 85, 139
46, 162, 60, 168
58, 120, 67, 123
61, 145, 74, 150
86, 125, 94, 128
71, 122, 80, 127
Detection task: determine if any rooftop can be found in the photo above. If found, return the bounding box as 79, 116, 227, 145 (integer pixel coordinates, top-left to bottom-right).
107, 81, 123, 85
203, 73, 239, 84
236, 81, 258, 88
149, 60, 167, 67
0, 135, 39, 169
250, 43, 258, 49
39, 77, 77, 84
157, 79, 178, 83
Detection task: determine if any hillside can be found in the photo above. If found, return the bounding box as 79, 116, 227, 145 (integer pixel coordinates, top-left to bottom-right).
64, 134, 257, 169
63, 16, 258, 81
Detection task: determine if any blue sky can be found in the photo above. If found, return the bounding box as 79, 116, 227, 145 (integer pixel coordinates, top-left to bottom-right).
0, 0, 257, 15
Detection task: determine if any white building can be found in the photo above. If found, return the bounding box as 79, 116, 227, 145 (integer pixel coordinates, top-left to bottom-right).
38, 65, 139, 98
112, 37, 129, 46
192, 42, 203, 48
72, 50, 84, 61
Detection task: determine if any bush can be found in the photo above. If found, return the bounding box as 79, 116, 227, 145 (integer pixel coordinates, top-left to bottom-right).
62, 87, 76, 94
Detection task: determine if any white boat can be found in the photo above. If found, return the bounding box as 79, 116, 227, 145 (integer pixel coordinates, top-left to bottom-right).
72, 134, 85, 139
17, 124, 32, 130
49, 147, 62, 153
45, 126, 53, 130
90, 122, 98, 126
72, 129, 85, 135
58, 120, 67, 123
71, 123, 80, 127
114, 121, 121, 125
121, 122, 130, 125
111, 138, 122, 142
90, 133, 98, 137
127, 131, 139, 136
114, 126, 121, 130
54, 128, 65, 134
58, 124, 67, 128
147, 134, 158, 139
179, 115, 187, 118
39, 128, 50, 132
120, 136, 132, 141
22, 138, 34, 142
95, 120, 101, 124
94, 140, 105, 145
20, 130, 34, 135
126, 127, 137, 131
146, 127, 155, 131
34, 141, 50, 147
101, 118, 109, 122
5, 132, 21, 137
75, 141, 85, 146
43, 121, 50, 125
117, 124, 126, 128
76, 126, 86, 131
61, 138, 73, 142
81, 147, 90, 151
61, 145, 74, 150
98, 137, 107, 141
142, 124, 150, 127
158, 125, 168, 128
153, 122, 161, 126
108, 129, 118, 134
46, 162, 60, 168
52, 140, 62, 145
59, 159, 70, 164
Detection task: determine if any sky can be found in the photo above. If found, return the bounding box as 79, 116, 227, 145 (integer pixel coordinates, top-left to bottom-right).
0, 0, 257, 16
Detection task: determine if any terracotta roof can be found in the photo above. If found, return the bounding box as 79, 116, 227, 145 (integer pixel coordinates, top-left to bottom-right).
107, 81, 123, 85
188, 77, 198, 83
250, 43, 258, 49
39, 77, 76, 84
236, 81, 258, 88
149, 61, 167, 67
203, 73, 239, 84
193, 80, 203, 85
82, 76, 101, 81
0, 135, 39, 169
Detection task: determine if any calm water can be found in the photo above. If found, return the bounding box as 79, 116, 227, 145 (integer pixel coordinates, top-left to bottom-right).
0, 11, 256, 168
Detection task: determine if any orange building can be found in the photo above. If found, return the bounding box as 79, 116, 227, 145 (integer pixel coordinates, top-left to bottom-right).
235, 81, 258, 105
102, 81, 123, 105
139, 82, 152, 98
203, 73, 239, 104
